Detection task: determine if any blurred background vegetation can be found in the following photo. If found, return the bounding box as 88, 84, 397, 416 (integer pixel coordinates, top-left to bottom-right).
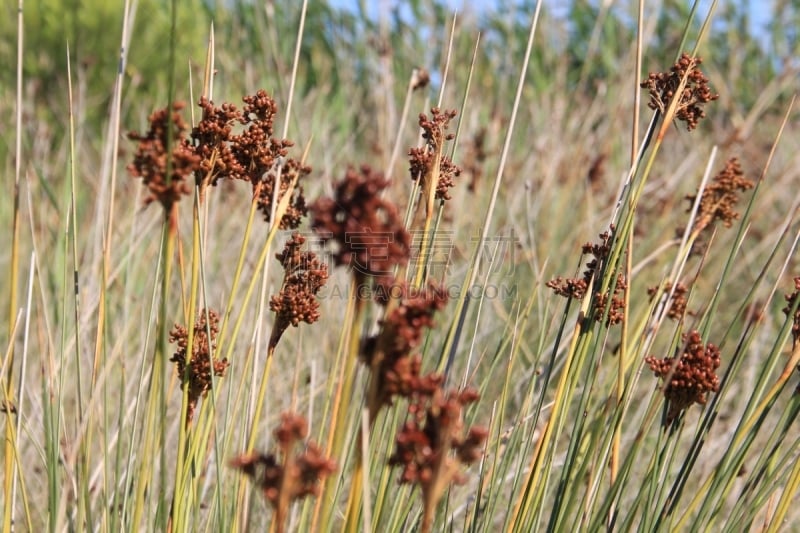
1, 1, 797, 161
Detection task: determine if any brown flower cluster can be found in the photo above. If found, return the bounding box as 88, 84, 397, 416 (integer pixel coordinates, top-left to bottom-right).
127, 102, 201, 213
547, 225, 615, 299
361, 282, 449, 413
310, 165, 411, 287
686, 157, 753, 234
640, 52, 719, 131
129, 91, 309, 229
191, 96, 242, 187
782, 277, 800, 347
594, 274, 628, 326
645, 330, 721, 425
268, 233, 329, 351
235, 91, 309, 227
169, 308, 229, 425
408, 108, 462, 201
464, 127, 488, 192
389, 387, 488, 530
648, 281, 691, 321
257, 157, 311, 229
229, 412, 336, 533
547, 226, 625, 325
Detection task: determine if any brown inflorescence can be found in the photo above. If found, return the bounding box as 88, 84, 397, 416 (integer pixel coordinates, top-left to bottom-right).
361, 281, 449, 412
229, 412, 336, 533
546, 276, 589, 299
127, 102, 201, 213
389, 387, 488, 530
169, 308, 229, 425
191, 96, 243, 188
409, 108, 462, 201
310, 165, 411, 288
648, 281, 691, 321
232, 91, 309, 229
547, 226, 625, 325
686, 157, 753, 234
256, 157, 311, 229
464, 127, 488, 192
645, 330, 721, 426
131, 91, 309, 229
593, 274, 628, 327
268, 232, 329, 351
782, 277, 800, 347
640, 52, 719, 131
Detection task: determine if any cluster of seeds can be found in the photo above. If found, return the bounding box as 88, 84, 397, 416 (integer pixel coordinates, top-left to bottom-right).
310, 165, 411, 288
686, 157, 754, 234
409, 108, 462, 202
645, 330, 721, 426
229, 413, 336, 533
268, 232, 329, 351
169, 309, 229, 425
128, 90, 309, 228
547, 226, 626, 326
389, 388, 488, 530
648, 281, 691, 321
640, 52, 719, 131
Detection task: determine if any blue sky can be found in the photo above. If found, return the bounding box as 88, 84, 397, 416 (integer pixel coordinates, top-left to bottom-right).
325, 0, 772, 41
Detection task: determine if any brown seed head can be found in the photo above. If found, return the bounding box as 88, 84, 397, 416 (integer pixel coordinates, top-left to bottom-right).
127, 102, 201, 212
640, 52, 719, 131
169, 309, 228, 425
310, 165, 411, 286
645, 330, 721, 425
686, 157, 753, 234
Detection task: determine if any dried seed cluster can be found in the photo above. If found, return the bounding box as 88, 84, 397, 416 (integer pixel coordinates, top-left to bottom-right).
129, 90, 309, 228
310, 165, 411, 287
547, 226, 625, 326
408, 108, 462, 201
640, 52, 719, 131
389, 388, 488, 524
192, 96, 242, 186
169, 308, 229, 425
648, 281, 691, 321
127, 102, 201, 212
361, 282, 449, 411
687, 157, 754, 234
645, 330, 721, 425
229, 412, 336, 533
269, 232, 329, 351
594, 274, 628, 326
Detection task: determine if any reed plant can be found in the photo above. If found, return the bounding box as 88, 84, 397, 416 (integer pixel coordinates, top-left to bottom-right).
2, 1, 799, 532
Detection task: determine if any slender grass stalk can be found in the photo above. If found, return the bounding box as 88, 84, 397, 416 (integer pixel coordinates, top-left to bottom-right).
761, 392, 800, 532
3, 3, 24, 530
412, 13, 457, 289
307, 282, 357, 531
170, 201, 202, 532
1, 312, 24, 532
315, 291, 366, 532
170, 25, 220, 530
611, 0, 646, 493
65, 42, 96, 532
441, 0, 542, 379
91, 4, 133, 529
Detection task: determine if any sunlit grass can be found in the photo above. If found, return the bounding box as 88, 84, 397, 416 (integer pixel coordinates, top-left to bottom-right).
2, 1, 799, 532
